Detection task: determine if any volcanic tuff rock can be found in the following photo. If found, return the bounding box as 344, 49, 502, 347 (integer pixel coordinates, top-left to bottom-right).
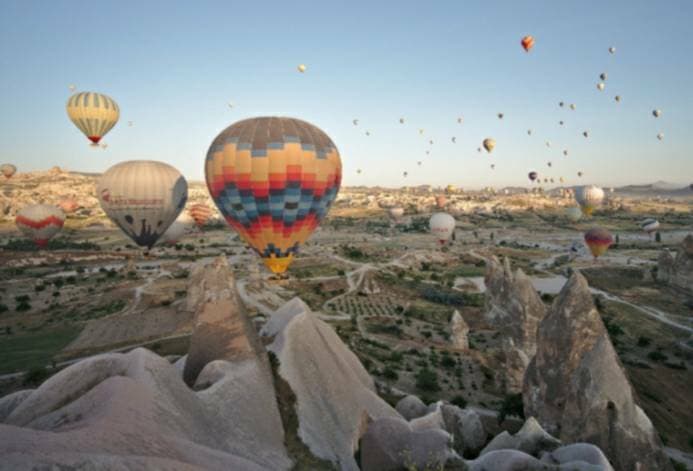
261, 297, 400, 471
656, 234, 693, 295
480, 416, 561, 457
466, 444, 613, 471
484, 256, 546, 391
524, 271, 672, 471
449, 310, 469, 350
183, 255, 268, 386
0, 348, 292, 470
395, 395, 428, 421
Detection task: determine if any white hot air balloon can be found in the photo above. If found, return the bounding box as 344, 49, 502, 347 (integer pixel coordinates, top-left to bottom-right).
640, 218, 660, 236
160, 213, 194, 245
429, 212, 455, 245
297, 64, 306, 73
15, 204, 65, 247
597, 83, 605, 91
657, 133, 664, 141
609, 46, 616, 54
97, 160, 188, 249
565, 206, 582, 222
575, 185, 605, 216
652, 109, 661, 118
387, 207, 405, 222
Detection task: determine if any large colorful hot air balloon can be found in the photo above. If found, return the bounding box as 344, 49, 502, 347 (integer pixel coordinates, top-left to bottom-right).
57, 198, 80, 214
98, 160, 188, 249
188, 203, 212, 228
521, 35, 535, 52
1, 164, 17, 179
66, 92, 119, 145
483, 138, 496, 153
528, 171, 538, 182
584, 227, 613, 259
205, 117, 341, 275
429, 212, 455, 245
575, 185, 604, 216
435, 195, 447, 209
640, 218, 660, 235
15, 204, 65, 247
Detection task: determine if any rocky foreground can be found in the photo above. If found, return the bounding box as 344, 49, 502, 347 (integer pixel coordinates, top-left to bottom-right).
0, 256, 675, 470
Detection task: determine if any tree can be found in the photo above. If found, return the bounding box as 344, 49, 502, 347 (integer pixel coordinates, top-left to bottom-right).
655, 232, 662, 243
415, 368, 440, 392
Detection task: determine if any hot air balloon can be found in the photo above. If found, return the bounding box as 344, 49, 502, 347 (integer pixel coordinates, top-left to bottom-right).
66, 92, 119, 145
609, 47, 616, 54
477, 147, 482, 153
639, 218, 660, 237
205, 117, 341, 275
652, 109, 661, 118
550, 178, 555, 183
566, 206, 582, 222
356, 168, 362, 174
451, 137, 456, 143
388, 207, 405, 222
543, 178, 548, 184
563, 150, 568, 156
583, 131, 589, 138
497, 113, 504, 119
545, 141, 551, 148
575, 185, 604, 216
400, 118, 405, 124
578, 171, 583, 177
445, 185, 456, 194
428, 139, 434, 145
547, 161, 552, 167
483, 138, 496, 153
527, 129, 532, 135
597, 83, 605, 91
457, 117, 463, 124
559, 121, 564, 126
521, 35, 535, 52
435, 195, 447, 209
297, 64, 306, 73
559, 177, 564, 183
430, 212, 455, 245
614, 95, 621, 103
1, 164, 17, 179
528, 171, 538, 182
600, 72, 608, 81
68, 84, 76, 92
559, 102, 565, 108
403, 171, 408, 177
657, 133, 664, 141
425, 150, 430, 155
419, 129, 424, 135
15, 204, 65, 248
570, 104, 576, 110
353, 119, 359, 126
227, 102, 234, 109
417, 161, 422, 166
57, 198, 79, 214
188, 203, 213, 228
584, 227, 613, 260
160, 213, 194, 245
98, 160, 188, 249
365, 131, 370, 136
490, 164, 495, 170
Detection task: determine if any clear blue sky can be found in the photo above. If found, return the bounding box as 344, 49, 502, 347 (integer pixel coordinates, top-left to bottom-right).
1, 0, 691, 189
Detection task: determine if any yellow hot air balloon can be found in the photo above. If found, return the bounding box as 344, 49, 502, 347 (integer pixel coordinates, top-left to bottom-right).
66, 92, 119, 145
297, 64, 307, 73
483, 138, 496, 153
205, 117, 342, 275
97, 160, 188, 249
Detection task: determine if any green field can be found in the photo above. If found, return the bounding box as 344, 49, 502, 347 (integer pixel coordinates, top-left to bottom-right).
0, 325, 82, 374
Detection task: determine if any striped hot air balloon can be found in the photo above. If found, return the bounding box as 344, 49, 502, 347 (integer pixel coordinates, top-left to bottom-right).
640, 218, 660, 235
584, 227, 613, 259
66, 92, 119, 145
15, 204, 65, 247
188, 203, 213, 228
1, 164, 17, 179
205, 117, 342, 275
97, 160, 188, 249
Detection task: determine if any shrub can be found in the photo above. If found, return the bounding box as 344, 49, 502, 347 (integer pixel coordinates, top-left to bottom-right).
16, 300, 31, 311
637, 336, 652, 347
415, 368, 440, 392
451, 395, 467, 408
647, 350, 667, 362
14, 295, 30, 303
440, 356, 456, 369
498, 393, 525, 423
0, 303, 8, 313
23, 366, 50, 386
383, 367, 399, 380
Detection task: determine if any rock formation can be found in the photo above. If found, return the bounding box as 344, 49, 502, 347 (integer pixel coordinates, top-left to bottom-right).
484, 256, 547, 391
656, 234, 693, 295
261, 297, 400, 470
524, 271, 672, 471
395, 395, 428, 421
449, 310, 469, 350
480, 417, 561, 457
0, 348, 292, 470
183, 255, 267, 386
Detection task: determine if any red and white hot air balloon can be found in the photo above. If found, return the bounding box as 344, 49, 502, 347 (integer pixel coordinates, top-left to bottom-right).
188, 203, 213, 228
15, 204, 65, 247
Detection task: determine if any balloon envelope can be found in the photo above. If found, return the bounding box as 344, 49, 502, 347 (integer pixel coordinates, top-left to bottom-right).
575, 185, 604, 216
58, 198, 79, 214
435, 195, 447, 209
566, 206, 582, 222
429, 212, 455, 244
97, 160, 188, 249
483, 138, 496, 153
188, 203, 213, 228
528, 171, 538, 181
584, 227, 613, 259
640, 218, 660, 234
205, 117, 341, 274
521, 35, 535, 52
1, 164, 17, 179
160, 213, 194, 245
16, 204, 65, 247
66, 92, 119, 144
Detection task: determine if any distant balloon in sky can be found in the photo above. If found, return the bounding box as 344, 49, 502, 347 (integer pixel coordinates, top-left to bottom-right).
419, 129, 424, 135
490, 164, 495, 170
353, 119, 358, 126
188, 203, 212, 228
15, 204, 65, 248
520, 35, 535, 52
547, 161, 552, 167
66, 92, 120, 145
297, 64, 306, 73
575, 185, 604, 216
597, 83, 605, 91
430, 212, 456, 245
600, 72, 608, 81
609, 46, 616, 54
559, 120, 564, 126
545, 141, 551, 147
527, 129, 532, 135
559, 102, 565, 108
403, 171, 408, 177
128, 121, 133, 127
584, 227, 613, 259
357, 168, 362, 174
657, 133, 664, 141
365, 131, 370, 136
528, 171, 538, 182
98, 160, 188, 249
578, 171, 583, 177
1, 164, 17, 179
400, 117, 405, 124
227, 102, 234, 108
451, 137, 456, 143
417, 161, 422, 166
457, 117, 463, 124
497, 113, 504, 119
652, 109, 661, 118
563, 150, 568, 156
570, 104, 576, 110
429, 139, 434, 145
483, 138, 496, 153
583, 131, 589, 138
205, 117, 341, 275
614, 95, 621, 103
425, 150, 430, 155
